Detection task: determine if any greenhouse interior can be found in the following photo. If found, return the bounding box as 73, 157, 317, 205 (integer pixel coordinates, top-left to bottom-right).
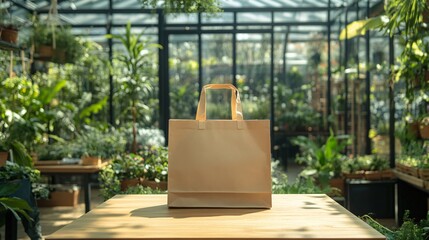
1, 0, 429, 239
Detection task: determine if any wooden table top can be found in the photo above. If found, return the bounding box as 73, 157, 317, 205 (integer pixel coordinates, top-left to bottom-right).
46, 194, 385, 240
35, 163, 105, 174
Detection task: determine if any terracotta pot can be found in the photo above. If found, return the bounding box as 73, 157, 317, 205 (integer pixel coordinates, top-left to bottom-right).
0, 27, 18, 43
81, 156, 101, 166
329, 178, 344, 196
120, 178, 141, 191
38, 45, 54, 58
0, 151, 8, 166
420, 124, 429, 139
141, 179, 168, 191
37, 190, 79, 207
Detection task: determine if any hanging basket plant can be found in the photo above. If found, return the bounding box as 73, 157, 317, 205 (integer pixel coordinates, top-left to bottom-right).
30, 21, 83, 64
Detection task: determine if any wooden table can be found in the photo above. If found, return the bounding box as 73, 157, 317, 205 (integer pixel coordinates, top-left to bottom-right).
35, 163, 105, 213
46, 194, 385, 240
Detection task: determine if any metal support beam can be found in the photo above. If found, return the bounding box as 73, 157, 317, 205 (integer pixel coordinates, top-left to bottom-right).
158, 10, 169, 143
108, 0, 114, 125
327, 0, 332, 129
389, 36, 395, 168
344, 6, 349, 138
198, 13, 203, 93
270, 12, 275, 148
232, 12, 237, 86
365, 0, 371, 154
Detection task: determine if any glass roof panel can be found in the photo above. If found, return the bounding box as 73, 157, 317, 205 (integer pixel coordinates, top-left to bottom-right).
113, 14, 158, 25
166, 14, 198, 24
237, 12, 271, 23
201, 12, 234, 23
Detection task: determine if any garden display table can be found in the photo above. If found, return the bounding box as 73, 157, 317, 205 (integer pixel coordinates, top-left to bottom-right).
46, 194, 385, 240
35, 162, 106, 213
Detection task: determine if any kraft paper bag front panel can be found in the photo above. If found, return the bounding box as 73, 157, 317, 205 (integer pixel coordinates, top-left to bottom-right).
168, 119, 272, 208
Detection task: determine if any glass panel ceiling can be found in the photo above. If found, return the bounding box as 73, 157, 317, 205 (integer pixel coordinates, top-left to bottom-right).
8, 0, 382, 39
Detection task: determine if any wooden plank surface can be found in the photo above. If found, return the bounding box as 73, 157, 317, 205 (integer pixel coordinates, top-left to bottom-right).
394, 169, 424, 188
46, 194, 385, 240
35, 162, 108, 174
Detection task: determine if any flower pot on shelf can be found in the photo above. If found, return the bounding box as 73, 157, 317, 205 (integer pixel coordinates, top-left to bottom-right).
37, 188, 79, 207
81, 156, 101, 166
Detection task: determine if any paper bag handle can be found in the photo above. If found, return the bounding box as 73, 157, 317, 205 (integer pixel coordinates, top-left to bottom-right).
196, 84, 243, 121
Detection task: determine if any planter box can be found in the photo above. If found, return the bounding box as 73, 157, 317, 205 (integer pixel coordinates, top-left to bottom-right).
396, 163, 419, 177
37, 188, 79, 207
81, 156, 101, 166
419, 168, 429, 181
344, 169, 395, 181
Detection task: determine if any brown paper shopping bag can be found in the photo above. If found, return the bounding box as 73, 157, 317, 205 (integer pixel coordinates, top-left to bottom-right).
168, 84, 271, 208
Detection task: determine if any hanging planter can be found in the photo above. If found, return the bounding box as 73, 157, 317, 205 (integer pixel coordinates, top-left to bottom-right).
0, 25, 18, 43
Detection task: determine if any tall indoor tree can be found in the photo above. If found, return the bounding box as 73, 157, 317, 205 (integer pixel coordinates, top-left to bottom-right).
106, 23, 162, 153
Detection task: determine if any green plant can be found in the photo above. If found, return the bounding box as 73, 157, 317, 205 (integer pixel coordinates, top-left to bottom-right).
139, 0, 222, 14
140, 146, 168, 182
293, 130, 351, 188
342, 155, 390, 173
340, 0, 429, 104
0, 161, 49, 200
272, 177, 330, 194
122, 185, 165, 194
106, 22, 162, 153
0, 182, 33, 229
78, 126, 126, 159
99, 153, 147, 200
30, 18, 84, 64
362, 211, 429, 240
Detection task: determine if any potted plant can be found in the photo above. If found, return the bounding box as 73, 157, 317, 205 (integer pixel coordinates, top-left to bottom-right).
0, 182, 33, 234
0, 11, 21, 44
0, 161, 48, 239
78, 126, 126, 165
30, 18, 83, 64
115, 154, 145, 191
140, 146, 168, 190
293, 130, 351, 194
419, 116, 429, 139
106, 22, 162, 153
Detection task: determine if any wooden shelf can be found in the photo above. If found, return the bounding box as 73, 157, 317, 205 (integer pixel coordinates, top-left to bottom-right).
394, 169, 425, 188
